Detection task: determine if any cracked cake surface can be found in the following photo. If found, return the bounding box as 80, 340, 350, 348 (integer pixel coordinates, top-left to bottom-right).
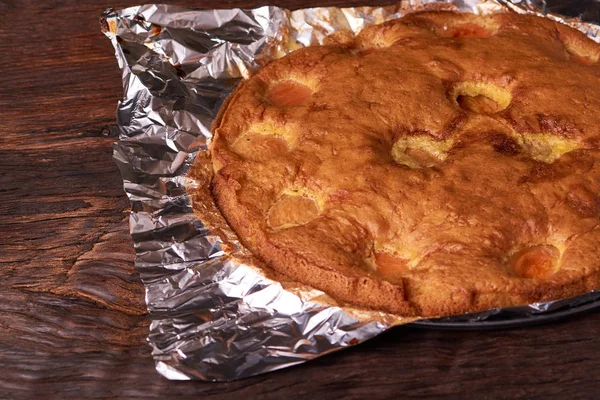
202, 11, 600, 317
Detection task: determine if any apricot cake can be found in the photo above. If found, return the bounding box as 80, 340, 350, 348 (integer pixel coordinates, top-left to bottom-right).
203, 11, 600, 317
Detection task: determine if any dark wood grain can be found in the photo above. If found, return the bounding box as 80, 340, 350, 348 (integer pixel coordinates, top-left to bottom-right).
1, 0, 599, 399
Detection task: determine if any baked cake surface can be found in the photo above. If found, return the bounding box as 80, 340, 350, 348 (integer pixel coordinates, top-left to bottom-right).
205, 11, 600, 317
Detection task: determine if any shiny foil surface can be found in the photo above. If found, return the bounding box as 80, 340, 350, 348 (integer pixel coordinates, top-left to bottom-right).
102, 1, 600, 381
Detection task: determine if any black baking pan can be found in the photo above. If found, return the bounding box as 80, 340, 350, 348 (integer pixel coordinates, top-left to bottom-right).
409, 291, 600, 330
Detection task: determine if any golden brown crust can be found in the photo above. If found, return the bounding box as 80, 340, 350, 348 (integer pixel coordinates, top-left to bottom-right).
203, 11, 600, 317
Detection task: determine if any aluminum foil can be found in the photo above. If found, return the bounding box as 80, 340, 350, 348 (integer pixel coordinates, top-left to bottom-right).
102, 0, 600, 381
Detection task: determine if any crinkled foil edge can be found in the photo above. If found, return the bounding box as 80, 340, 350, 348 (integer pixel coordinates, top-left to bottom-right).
102, 1, 600, 381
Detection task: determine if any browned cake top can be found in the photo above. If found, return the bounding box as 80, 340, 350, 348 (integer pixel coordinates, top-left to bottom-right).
206, 11, 600, 317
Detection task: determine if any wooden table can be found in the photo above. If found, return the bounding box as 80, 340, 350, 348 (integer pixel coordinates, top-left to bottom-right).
1, 0, 599, 398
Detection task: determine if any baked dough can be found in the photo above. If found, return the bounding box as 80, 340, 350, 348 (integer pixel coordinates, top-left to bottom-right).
204, 11, 600, 317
